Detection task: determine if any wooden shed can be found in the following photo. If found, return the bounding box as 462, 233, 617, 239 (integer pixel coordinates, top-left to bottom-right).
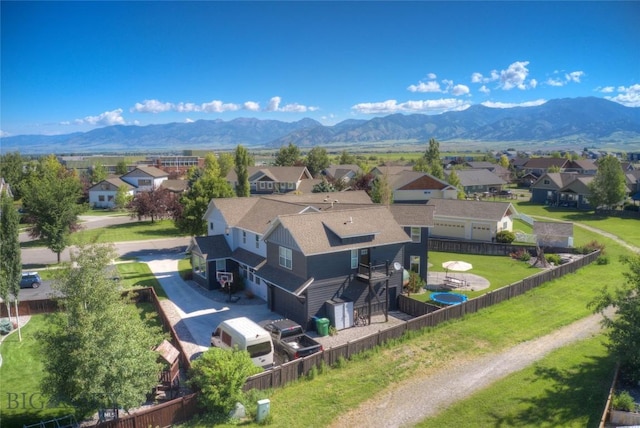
154, 340, 180, 400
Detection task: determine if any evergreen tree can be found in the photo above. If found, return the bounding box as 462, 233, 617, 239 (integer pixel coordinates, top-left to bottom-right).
115, 160, 129, 175
0, 151, 25, 199
234, 145, 250, 197
370, 174, 393, 205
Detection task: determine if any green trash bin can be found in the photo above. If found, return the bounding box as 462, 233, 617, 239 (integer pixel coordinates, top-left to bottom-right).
316, 317, 330, 337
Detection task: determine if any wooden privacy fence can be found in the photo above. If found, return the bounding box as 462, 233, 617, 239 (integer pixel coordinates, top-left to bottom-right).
244, 249, 601, 391
428, 238, 580, 257
91, 393, 199, 428
0, 298, 58, 317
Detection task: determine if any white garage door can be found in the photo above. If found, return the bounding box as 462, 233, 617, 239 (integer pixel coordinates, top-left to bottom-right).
432, 221, 465, 239
471, 223, 492, 241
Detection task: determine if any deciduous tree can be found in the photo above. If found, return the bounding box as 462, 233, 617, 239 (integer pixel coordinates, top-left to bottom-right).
305, 147, 330, 177
590, 254, 640, 383
176, 155, 234, 236
0, 190, 21, 337
446, 170, 466, 199
217, 152, 234, 178
370, 173, 393, 205
115, 160, 129, 175
0, 151, 25, 199
21, 155, 84, 263
234, 145, 250, 197
90, 162, 108, 184
127, 187, 180, 222
39, 244, 162, 415
274, 143, 302, 166
588, 155, 627, 210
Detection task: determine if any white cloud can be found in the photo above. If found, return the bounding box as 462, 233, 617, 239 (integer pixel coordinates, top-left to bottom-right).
479, 85, 490, 94
546, 77, 565, 87
544, 70, 584, 87
264, 96, 317, 112
451, 84, 470, 96
131, 99, 172, 113
529, 79, 538, 89
71, 108, 126, 126
481, 99, 547, 108
427, 73, 437, 79
471, 70, 499, 84
605, 84, 640, 107
351, 98, 470, 114
244, 101, 260, 111
565, 71, 584, 83
185, 118, 194, 123
0, 129, 10, 137
200, 100, 241, 113
599, 86, 615, 93
407, 81, 442, 93
266, 96, 281, 112
500, 61, 531, 90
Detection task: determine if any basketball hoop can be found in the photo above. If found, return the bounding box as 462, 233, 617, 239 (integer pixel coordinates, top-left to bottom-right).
216, 271, 234, 302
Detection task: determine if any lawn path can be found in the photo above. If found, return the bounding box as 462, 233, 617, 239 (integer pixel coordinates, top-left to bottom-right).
329, 312, 606, 428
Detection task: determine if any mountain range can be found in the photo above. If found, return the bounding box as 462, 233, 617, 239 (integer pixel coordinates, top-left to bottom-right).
2, 97, 639, 154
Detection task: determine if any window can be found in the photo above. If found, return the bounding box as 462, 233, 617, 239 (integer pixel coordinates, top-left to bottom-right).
210, 222, 214, 231
242, 231, 247, 244
249, 269, 254, 282
259, 182, 266, 189
192, 254, 207, 278
279, 246, 292, 270
255, 234, 260, 249
107, 195, 114, 201
350, 249, 358, 269
139, 179, 152, 186
543, 179, 550, 185
411, 227, 421, 243
267, 182, 273, 189
410, 256, 420, 273
215, 259, 225, 272
98, 195, 105, 202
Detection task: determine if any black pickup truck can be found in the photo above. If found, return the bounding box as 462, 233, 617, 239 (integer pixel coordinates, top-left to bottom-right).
263, 319, 323, 362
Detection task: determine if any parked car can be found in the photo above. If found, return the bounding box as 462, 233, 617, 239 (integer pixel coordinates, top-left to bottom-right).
20, 272, 42, 289
263, 319, 323, 362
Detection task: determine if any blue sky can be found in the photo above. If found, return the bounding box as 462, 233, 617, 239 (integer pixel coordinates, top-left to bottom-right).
1, 1, 639, 137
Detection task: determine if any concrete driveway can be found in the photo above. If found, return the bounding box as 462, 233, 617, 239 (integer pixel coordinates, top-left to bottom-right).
143, 253, 277, 361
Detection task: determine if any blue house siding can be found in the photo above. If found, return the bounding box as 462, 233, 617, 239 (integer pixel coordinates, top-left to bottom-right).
403, 227, 429, 282
530, 188, 553, 204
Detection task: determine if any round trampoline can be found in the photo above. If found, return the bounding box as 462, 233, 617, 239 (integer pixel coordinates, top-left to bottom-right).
430, 292, 468, 306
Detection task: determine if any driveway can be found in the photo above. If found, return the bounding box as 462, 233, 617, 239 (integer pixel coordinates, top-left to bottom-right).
142, 253, 277, 361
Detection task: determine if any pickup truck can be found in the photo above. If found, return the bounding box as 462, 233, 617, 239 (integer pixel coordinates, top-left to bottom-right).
263, 319, 323, 362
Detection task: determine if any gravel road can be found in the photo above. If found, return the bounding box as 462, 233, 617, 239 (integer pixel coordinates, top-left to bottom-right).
330, 312, 607, 428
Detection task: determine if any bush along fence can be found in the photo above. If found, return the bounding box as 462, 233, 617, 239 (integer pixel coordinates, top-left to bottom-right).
243, 249, 601, 391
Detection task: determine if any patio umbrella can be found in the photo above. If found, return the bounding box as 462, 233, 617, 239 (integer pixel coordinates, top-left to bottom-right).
442, 260, 473, 272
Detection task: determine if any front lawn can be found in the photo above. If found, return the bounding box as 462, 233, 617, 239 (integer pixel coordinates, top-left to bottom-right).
71, 219, 184, 244
115, 261, 167, 299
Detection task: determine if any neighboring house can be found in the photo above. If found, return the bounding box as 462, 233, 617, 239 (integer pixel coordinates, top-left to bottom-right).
369, 165, 412, 178
521, 157, 570, 176
565, 159, 598, 175
426, 199, 517, 242
387, 170, 458, 203
88, 177, 135, 209
322, 164, 362, 186
518, 172, 539, 188
226, 166, 313, 195
121, 166, 169, 192
160, 179, 189, 194
191, 191, 430, 330
463, 162, 512, 184
530, 173, 594, 209
443, 169, 507, 196
534, 221, 574, 248
0, 177, 13, 198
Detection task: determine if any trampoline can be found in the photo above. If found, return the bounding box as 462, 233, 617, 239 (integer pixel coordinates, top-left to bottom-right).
430, 292, 467, 306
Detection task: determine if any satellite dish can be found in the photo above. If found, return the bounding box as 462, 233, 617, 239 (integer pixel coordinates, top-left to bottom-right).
393, 262, 402, 271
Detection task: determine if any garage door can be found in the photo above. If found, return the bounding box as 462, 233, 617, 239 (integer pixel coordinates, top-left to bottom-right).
432, 221, 465, 239
471, 223, 492, 241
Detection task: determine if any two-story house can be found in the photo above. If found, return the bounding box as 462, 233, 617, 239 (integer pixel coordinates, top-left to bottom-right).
88, 176, 135, 208
530, 172, 594, 209
120, 166, 169, 193
190, 192, 432, 330
225, 166, 313, 195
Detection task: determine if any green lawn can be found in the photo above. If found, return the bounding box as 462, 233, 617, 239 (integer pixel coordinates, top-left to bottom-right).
0, 315, 74, 427
115, 261, 167, 299
20, 219, 185, 249
416, 335, 615, 428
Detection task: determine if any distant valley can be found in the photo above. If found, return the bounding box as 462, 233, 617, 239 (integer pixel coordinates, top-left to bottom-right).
2, 97, 640, 154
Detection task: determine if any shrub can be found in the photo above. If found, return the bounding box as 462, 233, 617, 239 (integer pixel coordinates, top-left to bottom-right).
188, 347, 262, 413
579, 240, 606, 255
496, 230, 516, 243
0, 318, 13, 335
404, 270, 425, 295
545, 253, 562, 266
596, 255, 610, 265
612, 390, 636, 412
510, 248, 531, 262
